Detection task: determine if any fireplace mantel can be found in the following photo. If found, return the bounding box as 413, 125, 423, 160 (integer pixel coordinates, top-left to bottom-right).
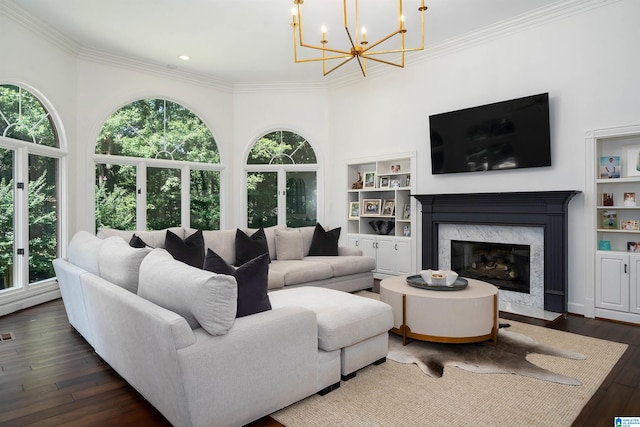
413, 191, 579, 313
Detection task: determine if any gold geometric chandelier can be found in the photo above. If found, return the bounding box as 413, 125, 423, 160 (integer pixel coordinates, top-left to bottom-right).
290, 0, 428, 77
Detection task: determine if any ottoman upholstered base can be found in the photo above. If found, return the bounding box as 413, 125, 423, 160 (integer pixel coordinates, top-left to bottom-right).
269, 287, 393, 379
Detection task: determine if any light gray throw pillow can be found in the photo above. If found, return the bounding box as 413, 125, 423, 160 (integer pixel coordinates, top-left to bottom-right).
138, 249, 237, 335
275, 228, 304, 260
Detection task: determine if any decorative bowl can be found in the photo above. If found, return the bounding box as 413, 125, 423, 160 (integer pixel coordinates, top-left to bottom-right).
419, 269, 459, 286
369, 220, 395, 235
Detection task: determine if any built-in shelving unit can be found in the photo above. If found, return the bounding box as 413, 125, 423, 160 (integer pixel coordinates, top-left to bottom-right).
346, 152, 416, 279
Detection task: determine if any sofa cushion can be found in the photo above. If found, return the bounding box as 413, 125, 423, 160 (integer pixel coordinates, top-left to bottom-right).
67, 231, 104, 274
299, 226, 316, 256
98, 236, 151, 293
235, 228, 270, 266
268, 287, 393, 352
308, 223, 341, 256
268, 260, 333, 286
204, 250, 271, 317
165, 229, 205, 268
129, 233, 149, 248
97, 227, 184, 248
138, 249, 237, 335
304, 255, 376, 276
200, 229, 237, 265
275, 228, 304, 261
267, 270, 285, 290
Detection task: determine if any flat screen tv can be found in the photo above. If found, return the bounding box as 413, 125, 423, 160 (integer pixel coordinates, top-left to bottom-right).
429, 93, 551, 174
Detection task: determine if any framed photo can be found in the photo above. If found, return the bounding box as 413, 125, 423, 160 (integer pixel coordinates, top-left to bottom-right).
348, 201, 360, 219
600, 156, 621, 179
625, 144, 640, 177
381, 199, 395, 216
403, 225, 411, 236
391, 164, 401, 173
624, 192, 636, 207
602, 192, 614, 206
599, 240, 611, 250
402, 204, 411, 220
379, 176, 390, 188
621, 220, 640, 231
405, 175, 411, 187
390, 178, 401, 188
362, 199, 381, 215
628, 242, 640, 252
602, 210, 618, 229
363, 171, 376, 189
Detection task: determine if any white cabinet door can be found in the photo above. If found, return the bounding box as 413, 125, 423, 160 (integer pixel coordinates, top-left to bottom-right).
630, 253, 640, 314
359, 235, 377, 263
375, 237, 396, 275
347, 235, 360, 251
394, 238, 412, 275
596, 252, 630, 312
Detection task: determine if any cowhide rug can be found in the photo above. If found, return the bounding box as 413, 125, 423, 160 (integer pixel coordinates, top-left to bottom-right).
387, 326, 587, 385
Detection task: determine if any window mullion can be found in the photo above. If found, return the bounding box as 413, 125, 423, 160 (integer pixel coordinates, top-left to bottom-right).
137, 162, 147, 231
14, 147, 28, 289
181, 166, 190, 228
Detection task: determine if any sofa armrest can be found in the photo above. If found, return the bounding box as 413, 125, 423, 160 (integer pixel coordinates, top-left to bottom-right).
178, 306, 319, 427
338, 246, 362, 256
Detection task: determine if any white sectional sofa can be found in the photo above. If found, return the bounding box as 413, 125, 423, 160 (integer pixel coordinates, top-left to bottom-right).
53, 230, 393, 427
97, 225, 376, 292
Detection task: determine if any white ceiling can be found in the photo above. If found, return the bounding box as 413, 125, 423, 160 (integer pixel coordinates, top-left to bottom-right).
6, 0, 561, 85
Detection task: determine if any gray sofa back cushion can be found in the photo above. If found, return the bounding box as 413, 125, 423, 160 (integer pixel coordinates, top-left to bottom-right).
98, 236, 151, 293
97, 227, 184, 248
138, 249, 237, 335
68, 230, 104, 274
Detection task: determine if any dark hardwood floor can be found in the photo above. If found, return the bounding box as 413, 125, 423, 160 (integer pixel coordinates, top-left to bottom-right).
0, 298, 638, 427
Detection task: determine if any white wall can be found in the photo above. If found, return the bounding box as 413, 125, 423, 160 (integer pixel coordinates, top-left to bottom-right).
327, 0, 640, 315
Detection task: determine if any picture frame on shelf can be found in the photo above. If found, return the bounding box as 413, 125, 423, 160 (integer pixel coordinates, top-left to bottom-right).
624, 144, 640, 177
624, 192, 636, 207
391, 164, 401, 173
363, 171, 376, 189
348, 201, 360, 219
381, 200, 395, 216
602, 210, 618, 229
602, 192, 614, 206
379, 176, 390, 188
599, 156, 621, 179
403, 225, 411, 236
390, 178, 401, 188
402, 204, 411, 220
362, 199, 382, 215
621, 220, 640, 231
405, 175, 411, 187
628, 242, 640, 252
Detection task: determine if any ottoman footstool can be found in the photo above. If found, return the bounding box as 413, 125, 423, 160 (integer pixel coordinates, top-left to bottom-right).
269, 287, 394, 380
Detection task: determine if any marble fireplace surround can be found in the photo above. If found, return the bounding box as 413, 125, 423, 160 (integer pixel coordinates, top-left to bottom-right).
413, 191, 579, 313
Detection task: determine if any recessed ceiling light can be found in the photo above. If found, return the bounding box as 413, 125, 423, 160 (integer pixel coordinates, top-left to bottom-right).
179, 55, 190, 61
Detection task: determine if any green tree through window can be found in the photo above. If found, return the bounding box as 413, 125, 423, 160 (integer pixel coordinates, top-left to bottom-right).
95, 99, 221, 231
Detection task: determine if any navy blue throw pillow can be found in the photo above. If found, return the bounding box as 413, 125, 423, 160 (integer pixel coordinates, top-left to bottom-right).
235, 228, 270, 266
308, 223, 341, 256
165, 229, 205, 268
204, 249, 271, 318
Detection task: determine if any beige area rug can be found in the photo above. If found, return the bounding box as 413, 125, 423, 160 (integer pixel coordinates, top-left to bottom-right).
272, 319, 627, 427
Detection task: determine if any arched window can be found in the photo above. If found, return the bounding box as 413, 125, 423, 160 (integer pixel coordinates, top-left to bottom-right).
95, 99, 221, 231
0, 84, 63, 290
245, 130, 317, 228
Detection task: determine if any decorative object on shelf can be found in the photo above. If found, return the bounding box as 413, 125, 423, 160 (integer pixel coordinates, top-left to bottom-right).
382, 199, 395, 216
380, 176, 390, 188
349, 201, 360, 219
624, 192, 636, 207
621, 220, 640, 231
289, 0, 428, 77
405, 175, 411, 187
369, 220, 395, 235
351, 172, 363, 189
390, 178, 401, 188
602, 210, 618, 229
391, 164, 401, 173
403, 224, 411, 236
624, 144, 640, 177
602, 192, 614, 206
600, 156, 621, 179
599, 240, 611, 250
362, 199, 382, 215
402, 204, 411, 220
628, 242, 640, 252
363, 171, 376, 189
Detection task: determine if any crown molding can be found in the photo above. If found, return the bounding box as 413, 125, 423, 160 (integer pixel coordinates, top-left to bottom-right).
0, 1, 80, 56
326, 0, 620, 89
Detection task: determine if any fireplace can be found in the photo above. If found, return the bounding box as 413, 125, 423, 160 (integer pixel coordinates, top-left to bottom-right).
413, 191, 579, 313
451, 240, 530, 293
